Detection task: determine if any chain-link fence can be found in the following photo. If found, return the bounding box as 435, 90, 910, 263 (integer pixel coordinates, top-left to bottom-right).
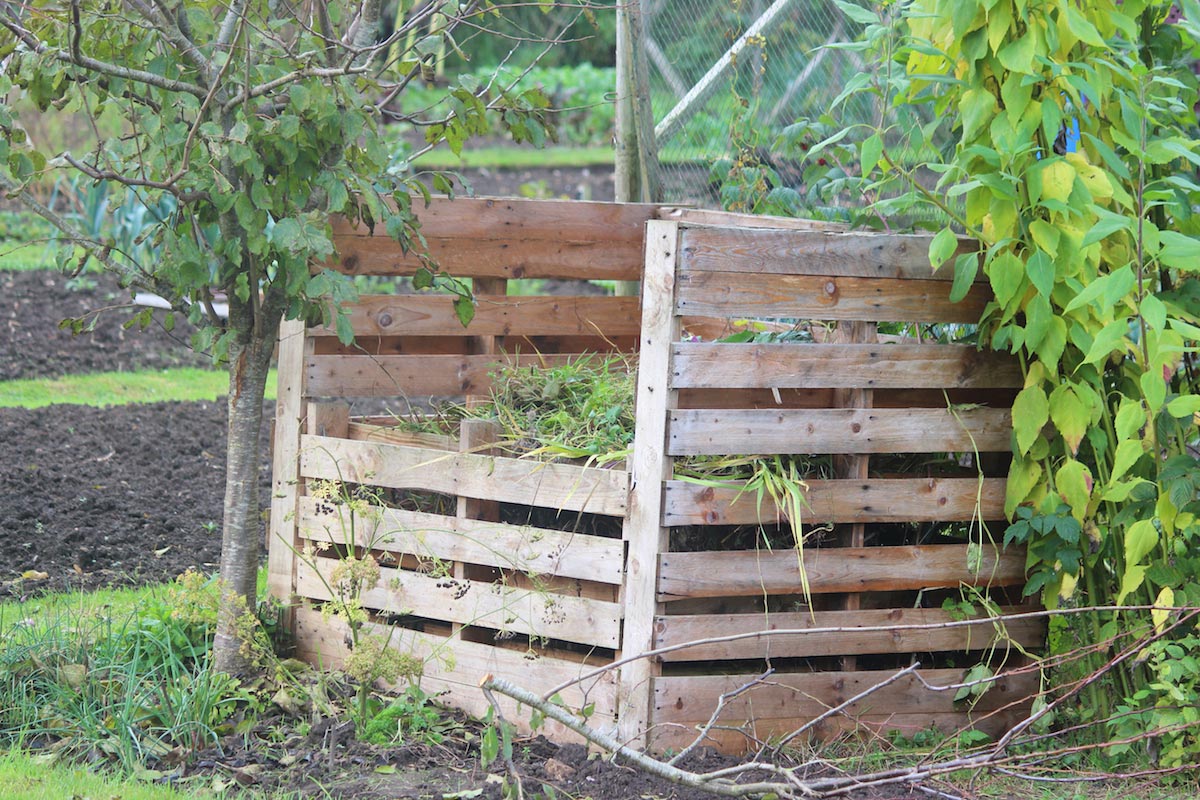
641, 0, 877, 207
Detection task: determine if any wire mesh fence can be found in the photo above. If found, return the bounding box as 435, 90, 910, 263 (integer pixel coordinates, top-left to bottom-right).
641, 0, 879, 207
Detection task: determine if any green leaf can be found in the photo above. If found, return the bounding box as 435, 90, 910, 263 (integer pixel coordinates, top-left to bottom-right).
1124, 519, 1158, 566
1141, 369, 1166, 412
1063, 5, 1106, 47
1158, 231, 1200, 271
997, 31, 1036, 74
1166, 395, 1200, 418
833, 0, 878, 24
1140, 294, 1166, 331
453, 295, 475, 327
860, 132, 883, 176
1026, 249, 1055, 298
1116, 564, 1148, 605
335, 312, 354, 346
1114, 397, 1144, 440
929, 227, 959, 271
1109, 439, 1145, 483
1064, 265, 1133, 313
1081, 207, 1133, 247
1049, 383, 1089, 456
949, 252, 979, 302
1006, 456, 1042, 518
1082, 318, 1130, 364
988, 250, 1025, 309
960, 88, 996, 142
1012, 384, 1049, 455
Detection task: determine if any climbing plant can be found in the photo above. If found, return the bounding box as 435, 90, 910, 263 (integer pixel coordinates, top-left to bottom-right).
811, 0, 1200, 763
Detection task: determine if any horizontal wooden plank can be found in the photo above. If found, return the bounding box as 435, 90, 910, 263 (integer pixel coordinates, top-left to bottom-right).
663, 477, 1007, 525
679, 225, 978, 281
672, 343, 1021, 390
329, 198, 659, 280
315, 295, 642, 339
653, 607, 1045, 661
346, 422, 459, 451
676, 272, 990, 323
296, 496, 625, 584
675, 388, 1018, 411
667, 408, 1013, 456
653, 667, 1036, 724
293, 608, 618, 742
657, 544, 1027, 600
658, 206, 850, 231
306, 353, 628, 398
647, 705, 1030, 753
299, 434, 629, 516
297, 559, 622, 649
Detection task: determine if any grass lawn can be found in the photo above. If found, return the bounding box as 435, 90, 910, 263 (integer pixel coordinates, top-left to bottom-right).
0, 368, 277, 409
0, 751, 218, 800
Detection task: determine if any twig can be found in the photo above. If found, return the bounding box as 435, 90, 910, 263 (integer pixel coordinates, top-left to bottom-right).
670, 667, 775, 766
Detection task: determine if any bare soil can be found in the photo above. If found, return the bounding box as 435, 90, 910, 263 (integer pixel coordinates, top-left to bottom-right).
0, 169, 937, 799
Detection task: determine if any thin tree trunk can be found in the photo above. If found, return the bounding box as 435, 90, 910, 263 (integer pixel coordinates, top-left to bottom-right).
213, 331, 276, 673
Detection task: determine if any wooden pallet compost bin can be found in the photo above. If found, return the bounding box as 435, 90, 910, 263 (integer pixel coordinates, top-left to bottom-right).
267, 197, 1043, 754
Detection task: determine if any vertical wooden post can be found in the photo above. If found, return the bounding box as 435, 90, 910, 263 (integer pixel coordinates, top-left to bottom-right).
618, 220, 680, 748
615, 0, 660, 298
455, 417, 502, 643
832, 320, 877, 671
267, 319, 312, 621
467, 278, 507, 406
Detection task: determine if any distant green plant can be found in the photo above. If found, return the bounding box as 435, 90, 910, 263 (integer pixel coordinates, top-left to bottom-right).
361, 685, 455, 746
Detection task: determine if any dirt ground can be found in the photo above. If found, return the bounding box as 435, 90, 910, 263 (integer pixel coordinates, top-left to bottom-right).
0, 169, 941, 800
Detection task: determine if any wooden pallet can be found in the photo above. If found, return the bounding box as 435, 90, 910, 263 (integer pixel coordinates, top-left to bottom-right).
268, 198, 1040, 754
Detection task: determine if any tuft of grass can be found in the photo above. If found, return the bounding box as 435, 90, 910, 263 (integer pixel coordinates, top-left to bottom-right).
0, 749, 216, 799
0, 368, 278, 409
411, 144, 614, 171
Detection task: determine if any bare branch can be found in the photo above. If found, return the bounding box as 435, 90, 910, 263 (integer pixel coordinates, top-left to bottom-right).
217, 0, 249, 52
123, 0, 215, 85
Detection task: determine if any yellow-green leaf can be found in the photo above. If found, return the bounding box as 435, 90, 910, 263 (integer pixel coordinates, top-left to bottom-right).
1012, 384, 1049, 455
1116, 564, 1147, 605
1152, 587, 1175, 634
1049, 383, 1088, 455
1109, 439, 1144, 483
1005, 456, 1042, 518
1124, 518, 1158, 566
1055, 459, 1092, 521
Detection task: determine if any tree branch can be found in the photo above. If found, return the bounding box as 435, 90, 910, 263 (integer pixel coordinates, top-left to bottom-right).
123, 0, 215, 85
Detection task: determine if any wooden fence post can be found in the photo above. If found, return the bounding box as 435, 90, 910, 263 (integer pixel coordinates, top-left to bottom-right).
618, 219, 679, 748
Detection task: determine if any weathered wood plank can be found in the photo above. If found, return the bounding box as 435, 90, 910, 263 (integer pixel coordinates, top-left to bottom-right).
653, 607, 1045, 661
653, 667, 1036, 723
329, 198, 658, 280
657, 544, 1027, 600
346, 422, 459, 451
296, 497, 625, 584
315, 295, 642, 338
297, 559, 623, 649
676, 272, 990, 323
679, 225, 978, 281
299, 434, 629, 516
671, 343, 1022, 390
305, 353, 628, 398
293, 608, 619, 743
675, 387, 1019, 411
658, 206, 850, 231
663, 477, 1006, 525
619, 219, 680, 747
667, 408, 1013, 456
267, 319, 309, 606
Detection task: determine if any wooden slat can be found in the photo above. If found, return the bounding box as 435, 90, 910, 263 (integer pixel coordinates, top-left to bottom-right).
305, 353, 628, 398
653, 607, 1045, 661
618, 219, 680, 747
297, 560, 622, 649
657, 544, 1027, 600
676, 272, 990, 323
653, 667, 1036, 724
267, 320, 310, 607
675, 387, 1019, 410
296, 497, 625, 584
299, 434, 629, 516
329, 198, 658, 280
346, 422, 458, 451
663, 477, 1006, 526
667, 408, 1013, 456
316, 295, 642, 338
658, 206, 850, 231
671, 343, 1022, 390
293, 608, 619, 743
679, 225, 978, 281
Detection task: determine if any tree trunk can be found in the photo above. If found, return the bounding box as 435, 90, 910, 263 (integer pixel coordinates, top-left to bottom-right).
213, 331, 276, 673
